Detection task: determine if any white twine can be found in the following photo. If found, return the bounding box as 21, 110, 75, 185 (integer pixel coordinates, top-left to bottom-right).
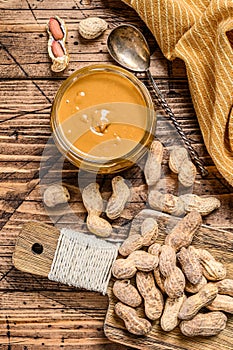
48, 228, 119, 295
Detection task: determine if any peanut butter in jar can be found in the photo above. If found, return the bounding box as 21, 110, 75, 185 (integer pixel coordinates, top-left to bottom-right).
51, 64, 156, 173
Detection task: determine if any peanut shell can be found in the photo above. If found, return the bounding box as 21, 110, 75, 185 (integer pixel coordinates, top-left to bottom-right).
169, 147, 188, 173
106, 176, 131, 220
194, 248, 226, 281
144, 140, 163, 186
161, 294, 186, 332
113, 280, 142, 307
180, 311, 227, 337
165, 210, 202, 251
112, 259, 137, 279
159, 245, 177, 277
180, 194, 221, 216
115, 302, 152, 335
86, 214, 112, 237
185, 275, 207, 294
43, 184, 70, 207
78, 17, 108, 39
216, 279, 233, 296
47, 16, 69, 72
178, 159, 196, 187
164, 266, 186, 298
178, 283, 218, 320
153, 267, 166, 294
148, 190, 185, 216
129, 250, 159, 272
148, 243, 161, 257
177, 246, 203, 285
82, 183, 103, 215
136, 271, 164, 320
141, 218, 159, 246
119, 234, 144, 257
207, 294, 233, 313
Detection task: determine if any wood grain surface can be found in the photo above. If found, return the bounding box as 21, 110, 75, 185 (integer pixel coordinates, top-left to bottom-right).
0, 0, 232, 349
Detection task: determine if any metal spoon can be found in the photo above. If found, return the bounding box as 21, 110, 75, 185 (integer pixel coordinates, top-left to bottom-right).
107, 24, 208, 177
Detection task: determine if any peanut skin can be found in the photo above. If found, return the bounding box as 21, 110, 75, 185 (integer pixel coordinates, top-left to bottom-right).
161, 294, 186, 332
177, 246, 203, 285
165, 210, 202, 251
136, 271, 164, 320
115, 302, 152, 335
178, 283, 218, 320
180, 311, 227, 337
207, 294, 233, 314
113, 280, 142, 307
49, 17, 64, 40
106, 176, 130, 219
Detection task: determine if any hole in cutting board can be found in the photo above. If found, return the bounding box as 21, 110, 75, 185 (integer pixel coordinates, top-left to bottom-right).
32, 243, 44, 255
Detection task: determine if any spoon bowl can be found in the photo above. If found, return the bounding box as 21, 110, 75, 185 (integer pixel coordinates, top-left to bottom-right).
107, 25, 150, 72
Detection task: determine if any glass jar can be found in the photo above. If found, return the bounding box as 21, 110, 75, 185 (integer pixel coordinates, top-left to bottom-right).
51, 64, 156, 173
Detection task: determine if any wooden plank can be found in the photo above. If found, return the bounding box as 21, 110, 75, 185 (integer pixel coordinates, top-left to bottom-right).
0, 1, 232, 349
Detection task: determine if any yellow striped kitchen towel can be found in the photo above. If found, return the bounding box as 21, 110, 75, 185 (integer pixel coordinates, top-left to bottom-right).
122, 0, 233, 185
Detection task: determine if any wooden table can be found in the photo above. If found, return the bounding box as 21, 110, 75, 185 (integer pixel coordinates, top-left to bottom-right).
0, 0, 232, 349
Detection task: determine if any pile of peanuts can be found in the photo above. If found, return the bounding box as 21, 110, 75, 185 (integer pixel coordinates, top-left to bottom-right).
145, 141, 220, 217
112, 210, 233, 337
43, 139, 232, 337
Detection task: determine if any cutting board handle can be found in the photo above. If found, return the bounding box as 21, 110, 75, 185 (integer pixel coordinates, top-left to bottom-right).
13, 221, 60, 277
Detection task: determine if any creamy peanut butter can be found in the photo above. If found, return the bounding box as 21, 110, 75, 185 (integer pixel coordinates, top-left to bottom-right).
57, 71, 148, 159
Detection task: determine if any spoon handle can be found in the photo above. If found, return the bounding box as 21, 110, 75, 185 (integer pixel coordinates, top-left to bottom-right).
146, 69, 208, 177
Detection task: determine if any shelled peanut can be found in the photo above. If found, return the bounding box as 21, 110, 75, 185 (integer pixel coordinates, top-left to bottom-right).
112, 211, 232, 338
46, 16, 69, 72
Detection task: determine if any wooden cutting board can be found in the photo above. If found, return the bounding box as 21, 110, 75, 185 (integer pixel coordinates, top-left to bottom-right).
13, 209, 233, 350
